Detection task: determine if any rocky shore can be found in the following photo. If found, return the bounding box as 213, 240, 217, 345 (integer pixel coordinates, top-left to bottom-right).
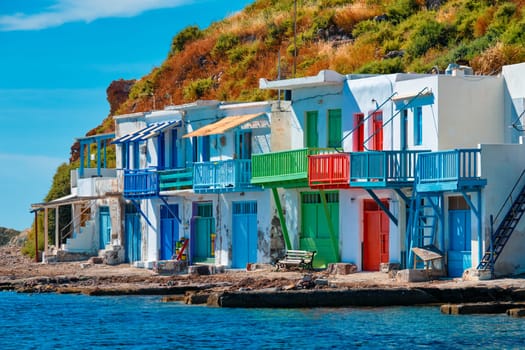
3, 245, 525, 310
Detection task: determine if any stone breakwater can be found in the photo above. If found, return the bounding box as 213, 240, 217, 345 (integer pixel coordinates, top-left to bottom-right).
3, 274, 525, 309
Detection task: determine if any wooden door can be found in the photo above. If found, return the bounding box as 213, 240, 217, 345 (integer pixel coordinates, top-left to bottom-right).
99, 206, 111, 249
124, 204, 141, 263
160, 204, 179, 260
232, 201, 257, 268
448, 210, 471, 277
363, 200, 389, 271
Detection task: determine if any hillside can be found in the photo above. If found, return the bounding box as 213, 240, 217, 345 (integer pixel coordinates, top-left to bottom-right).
0, 227, 20, 246
26, 0, 525, 255
82, 0, 525, 141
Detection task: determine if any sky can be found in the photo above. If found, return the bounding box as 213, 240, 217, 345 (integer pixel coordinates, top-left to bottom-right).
0, 0, 254, 231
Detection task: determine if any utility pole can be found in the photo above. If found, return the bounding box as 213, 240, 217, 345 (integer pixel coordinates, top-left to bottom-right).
293, 0, 297, 78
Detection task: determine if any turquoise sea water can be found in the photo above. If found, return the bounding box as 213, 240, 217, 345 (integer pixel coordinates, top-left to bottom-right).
0, 292, 524, 350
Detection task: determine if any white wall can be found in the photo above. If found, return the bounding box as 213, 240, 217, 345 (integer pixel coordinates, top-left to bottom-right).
438, 75, 504, 149
480, 143, 525, 276
502, 62, 525, 144
215, 191, 272, 267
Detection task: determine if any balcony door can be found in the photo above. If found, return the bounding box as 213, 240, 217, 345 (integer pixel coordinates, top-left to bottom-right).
305, 111, 319, 148
236, 131, 252, 159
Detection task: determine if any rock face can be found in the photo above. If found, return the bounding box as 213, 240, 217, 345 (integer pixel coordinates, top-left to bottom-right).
106, 79, 136, 116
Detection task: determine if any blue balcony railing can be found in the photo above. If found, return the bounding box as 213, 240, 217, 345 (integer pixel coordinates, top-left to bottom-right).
123, 169, 159, 198
417, 149, 486, 191
350, 150, 429, 187
193, 159, 260, 193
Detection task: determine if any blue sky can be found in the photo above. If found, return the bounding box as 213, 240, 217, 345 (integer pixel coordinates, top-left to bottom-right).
0, 0, 253, 231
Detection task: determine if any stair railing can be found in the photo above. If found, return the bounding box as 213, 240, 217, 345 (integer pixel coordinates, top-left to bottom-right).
492, 168, 525, 226
60, 200, 97, 243
335, 91, 398, 152
478, 168, 525, 271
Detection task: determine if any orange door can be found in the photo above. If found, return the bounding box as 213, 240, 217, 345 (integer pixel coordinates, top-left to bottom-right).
363, 200, 389, 271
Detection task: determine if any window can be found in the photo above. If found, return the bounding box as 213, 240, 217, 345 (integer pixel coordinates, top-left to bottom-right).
132, 142, 140, 169
236, 131, 252, 159
121, 144, 129, 169
370, 111, 383, 151
158, 132, 165, 170
353, 113, 365, 152
413, 107, 423, 146
327, 109, 342, 148
192, 136, 210, 162
305, 111, 319, 147
170, 129, 178, 168
400, 109, 408, 151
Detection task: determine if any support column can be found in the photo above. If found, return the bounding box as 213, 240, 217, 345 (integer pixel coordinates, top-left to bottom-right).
44, 207, 49, 259
34, 210, 39, 263
272, 188, 291, 250
55, 207, 59, 250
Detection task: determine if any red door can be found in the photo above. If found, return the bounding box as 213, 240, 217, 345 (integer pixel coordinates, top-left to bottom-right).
363, 200, 389, 271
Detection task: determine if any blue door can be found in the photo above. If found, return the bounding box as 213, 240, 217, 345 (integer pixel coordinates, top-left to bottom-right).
125, 204, 141, 262
160, 204, 179, 260
232, 201, 258, 268
448, 210, 471, 277
99, 206, 111, 249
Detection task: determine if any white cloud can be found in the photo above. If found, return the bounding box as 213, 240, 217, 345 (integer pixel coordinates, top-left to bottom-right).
0, 0, 194, 31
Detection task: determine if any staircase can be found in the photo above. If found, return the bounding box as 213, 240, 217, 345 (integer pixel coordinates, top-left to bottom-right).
406, 189, 443, 268
61, 218, 97, 253
478, 178, 525, 271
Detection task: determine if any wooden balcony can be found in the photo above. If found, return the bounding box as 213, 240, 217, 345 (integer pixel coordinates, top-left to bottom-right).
350, 150, 429, 188
193, 159, 260, 193
123, 169, 158, 199
251, 148, 337, 188
308, 152, 350, 189
158, 168, 193, 192
416, 149, 487, 192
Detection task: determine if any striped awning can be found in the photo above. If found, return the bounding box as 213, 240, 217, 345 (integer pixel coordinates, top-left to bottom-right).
183, 113, 267, 138
112, 120, 181, 144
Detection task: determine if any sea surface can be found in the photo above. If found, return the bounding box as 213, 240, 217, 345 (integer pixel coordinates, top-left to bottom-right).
1, 291, 524, 350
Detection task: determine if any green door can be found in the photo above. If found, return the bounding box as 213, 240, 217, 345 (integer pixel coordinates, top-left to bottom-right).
191, 202, 215, 263
305, 111, 319, 147
300, 192, 339, 268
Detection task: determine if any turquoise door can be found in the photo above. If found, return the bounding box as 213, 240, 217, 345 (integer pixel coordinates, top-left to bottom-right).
160, 204, 179, 260
232, 201, 258, 268
191, 202, 215, 263
448, 210, 471, 277
99, 206, 111, 249
125, 204, 141, 262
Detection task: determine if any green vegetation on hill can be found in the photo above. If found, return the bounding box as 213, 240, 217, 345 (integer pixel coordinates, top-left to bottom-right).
0, 227, 20, 246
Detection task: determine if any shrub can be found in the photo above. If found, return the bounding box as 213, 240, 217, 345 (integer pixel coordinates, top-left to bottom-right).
169, 26, 203, 56
404, 20, 449, 57
212, 33, 239, 57
387, 0, 420, 23
355, 57, 404, 74
183, 78, 214, 100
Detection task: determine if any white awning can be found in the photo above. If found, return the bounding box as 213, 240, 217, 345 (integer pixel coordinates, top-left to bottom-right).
112, 120, 181, 144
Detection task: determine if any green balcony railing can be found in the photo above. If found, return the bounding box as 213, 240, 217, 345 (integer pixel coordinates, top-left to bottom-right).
251, 148, 338, 188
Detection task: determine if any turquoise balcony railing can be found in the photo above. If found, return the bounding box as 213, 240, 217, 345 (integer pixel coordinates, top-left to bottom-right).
158, 167, 193, 191
193, 159, 259, 193
416, 149, 487, 192
350, 150, 429, 187
123, 169, 159, 198
252, 148, 337, 188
